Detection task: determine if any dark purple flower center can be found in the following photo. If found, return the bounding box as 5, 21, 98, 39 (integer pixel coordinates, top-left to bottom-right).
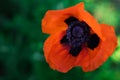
60, 16, 100, 57
66, 21, 90, 47
72, 26, 84, 37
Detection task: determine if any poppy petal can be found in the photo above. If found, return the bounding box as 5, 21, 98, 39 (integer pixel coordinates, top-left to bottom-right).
77, 10, 104, 40
42, 2, 84, 34
44, 31, 76, 73
75, 24, 117, 72
74, 47, 88, 66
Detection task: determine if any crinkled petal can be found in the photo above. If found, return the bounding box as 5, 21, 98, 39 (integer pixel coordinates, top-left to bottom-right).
42, 2, 104, 41
77, 10, 104, 40
44, 31, 76, 73
75, 24, 117, 72
42, 2, 84, 34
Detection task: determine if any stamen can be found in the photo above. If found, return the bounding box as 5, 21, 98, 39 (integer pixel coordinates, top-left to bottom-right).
64, 16, 79, 25
60, 16, 100, 57
87, 34, 100, 50
60, 35, 68, 44
64, 17, 90, 56
69, 46, 82, 56
66, 21, 90, 47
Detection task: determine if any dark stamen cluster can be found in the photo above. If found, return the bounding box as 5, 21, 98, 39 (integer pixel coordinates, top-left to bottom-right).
60, 16, 100, 57
66, 21, 90, 47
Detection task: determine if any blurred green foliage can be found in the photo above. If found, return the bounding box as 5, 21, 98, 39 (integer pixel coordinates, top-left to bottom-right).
0, 0, 120, 80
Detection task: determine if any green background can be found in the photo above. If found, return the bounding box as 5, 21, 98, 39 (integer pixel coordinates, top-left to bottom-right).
0, 0, 120, 80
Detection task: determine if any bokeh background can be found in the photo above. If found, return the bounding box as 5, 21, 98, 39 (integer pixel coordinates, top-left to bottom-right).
0, 0, 120, 80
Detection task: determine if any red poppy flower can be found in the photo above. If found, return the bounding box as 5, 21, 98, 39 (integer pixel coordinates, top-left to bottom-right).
42, 2, 117, 72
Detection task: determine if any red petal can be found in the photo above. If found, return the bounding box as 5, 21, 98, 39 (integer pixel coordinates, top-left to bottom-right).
42, 2, 84, 34
77, 10, 104, 40
44, 31, 76, 73
75, 24, 117, 72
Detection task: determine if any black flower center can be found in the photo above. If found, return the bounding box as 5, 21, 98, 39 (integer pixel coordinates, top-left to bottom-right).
66, 21, 90, 47
60, 16, 100, 57
72, 26, 84, 37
